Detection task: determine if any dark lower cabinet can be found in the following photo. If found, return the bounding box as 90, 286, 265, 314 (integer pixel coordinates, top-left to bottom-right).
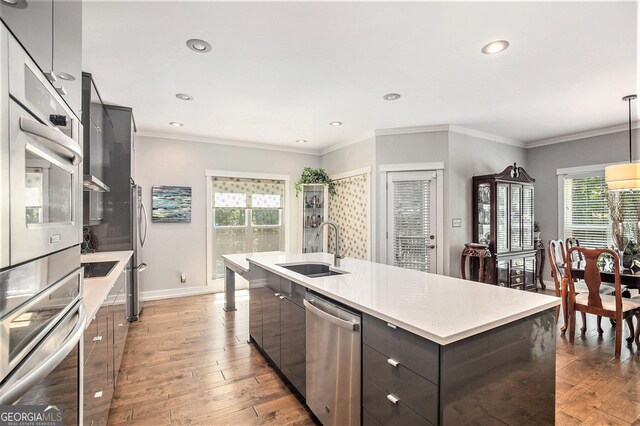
249, 267, 306, 398
280, 298, 306, 398
262, 290, 281, 368
362, 309, 557, 426
84, 267, 130, 426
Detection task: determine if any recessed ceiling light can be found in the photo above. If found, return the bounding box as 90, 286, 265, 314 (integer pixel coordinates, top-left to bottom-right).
175, 93, 194, 101
481, 40, 510, 55
383, 93, 401, 101
296, 139, 307, 144
56, 72, 75, 81
329, 121, 343, 126
186, 38, 212, 53
169, 121, 184, 127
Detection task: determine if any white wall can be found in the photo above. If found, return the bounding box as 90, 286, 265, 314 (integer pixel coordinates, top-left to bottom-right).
321, 137, 375, 175
135, 135, 320, 299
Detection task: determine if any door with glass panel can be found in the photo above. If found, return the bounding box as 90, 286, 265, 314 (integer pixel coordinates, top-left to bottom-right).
386, 171, 437, 272
211, 177, 285, 278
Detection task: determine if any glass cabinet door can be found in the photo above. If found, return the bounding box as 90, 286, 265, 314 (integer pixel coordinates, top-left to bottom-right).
302, 184, 326, 253
497, 260, 509, 287
477, 184, 491, 245
522, 185, 534, 249
524, 256, 536, 290
510, 184, 522, 251
496, 184, 509, 253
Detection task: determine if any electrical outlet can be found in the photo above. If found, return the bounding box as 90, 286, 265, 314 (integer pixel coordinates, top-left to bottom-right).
180, 273, 186, 283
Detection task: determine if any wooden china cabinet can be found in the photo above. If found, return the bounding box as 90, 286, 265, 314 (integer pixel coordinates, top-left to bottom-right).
472, 164, 537, 291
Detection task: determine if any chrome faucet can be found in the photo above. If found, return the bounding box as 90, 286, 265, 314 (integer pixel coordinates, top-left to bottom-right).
316, 221, 344, 267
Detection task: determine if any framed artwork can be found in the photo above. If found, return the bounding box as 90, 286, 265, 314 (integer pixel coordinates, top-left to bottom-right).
152, 185, 192, 223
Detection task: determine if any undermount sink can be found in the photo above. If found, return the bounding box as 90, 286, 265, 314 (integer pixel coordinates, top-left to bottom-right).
279, 263, 349, 278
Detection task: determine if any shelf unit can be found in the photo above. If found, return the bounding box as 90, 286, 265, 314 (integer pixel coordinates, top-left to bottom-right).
299, 184, 329, 253
472, 164, 537, 291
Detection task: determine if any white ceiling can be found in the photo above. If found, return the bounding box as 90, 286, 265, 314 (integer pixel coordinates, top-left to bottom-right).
82, 1, 638, 152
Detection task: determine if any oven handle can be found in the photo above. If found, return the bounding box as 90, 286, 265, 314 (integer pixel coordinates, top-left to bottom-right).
0, 302, 85, 405
19, 115, 83, 166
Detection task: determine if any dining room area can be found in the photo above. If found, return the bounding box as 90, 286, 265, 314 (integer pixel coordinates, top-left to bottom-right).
535, 95, 640, 424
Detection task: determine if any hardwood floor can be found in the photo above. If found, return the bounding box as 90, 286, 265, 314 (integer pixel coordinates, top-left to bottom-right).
107, 292, 313, 425
108, 291, 640, 426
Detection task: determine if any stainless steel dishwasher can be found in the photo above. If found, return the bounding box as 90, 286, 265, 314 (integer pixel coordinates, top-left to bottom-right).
304, 293, 361, 426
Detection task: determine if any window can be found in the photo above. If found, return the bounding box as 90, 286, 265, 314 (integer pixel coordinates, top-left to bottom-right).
562, 172, 640, 247
211, 177, 285, 277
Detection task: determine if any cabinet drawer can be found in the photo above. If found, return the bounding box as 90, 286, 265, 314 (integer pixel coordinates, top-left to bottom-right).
265, 271, 281, 293
363, 345, 438, 425
363, 314, 439, 384
363, 378, 433, 426
510, 274, 524, 286
511, 259, 524, 268
280, 279, 305, 308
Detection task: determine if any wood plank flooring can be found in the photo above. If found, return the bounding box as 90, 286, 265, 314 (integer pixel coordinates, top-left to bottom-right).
108, 291, 640, 425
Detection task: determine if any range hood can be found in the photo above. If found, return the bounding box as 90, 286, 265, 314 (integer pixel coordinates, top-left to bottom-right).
83, 174, 110, 192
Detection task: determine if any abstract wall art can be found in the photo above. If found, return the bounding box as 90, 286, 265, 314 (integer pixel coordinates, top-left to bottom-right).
151, 185, 192, 223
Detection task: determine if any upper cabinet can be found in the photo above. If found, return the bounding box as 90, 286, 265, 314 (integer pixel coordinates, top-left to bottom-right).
0, 0, 82, 118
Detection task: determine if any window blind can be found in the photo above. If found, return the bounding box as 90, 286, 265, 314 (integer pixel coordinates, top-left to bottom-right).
563, 174, 640, 247
392, 179, 431, 271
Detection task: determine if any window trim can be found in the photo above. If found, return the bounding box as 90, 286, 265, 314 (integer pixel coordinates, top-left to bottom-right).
205, 170, 290, 292
557, 162, 628, 248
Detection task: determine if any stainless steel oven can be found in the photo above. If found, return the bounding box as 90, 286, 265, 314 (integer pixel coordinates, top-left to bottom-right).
6, 30, 82, 266
0, 246, 84, 424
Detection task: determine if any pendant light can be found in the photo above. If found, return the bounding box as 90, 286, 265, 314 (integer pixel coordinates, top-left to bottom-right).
605, 94, 638, 190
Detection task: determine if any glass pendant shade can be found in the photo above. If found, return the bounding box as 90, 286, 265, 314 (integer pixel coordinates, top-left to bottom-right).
605, 162, 640, 190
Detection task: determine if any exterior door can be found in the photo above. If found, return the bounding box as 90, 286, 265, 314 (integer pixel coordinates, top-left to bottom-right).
386, 171, 437, 272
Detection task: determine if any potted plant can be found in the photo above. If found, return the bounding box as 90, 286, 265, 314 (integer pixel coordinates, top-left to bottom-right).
534, 221, 541, 240
295, 167, 336, 196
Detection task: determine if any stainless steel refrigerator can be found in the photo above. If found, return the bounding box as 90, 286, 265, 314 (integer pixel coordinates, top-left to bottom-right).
129, 183, 147, 321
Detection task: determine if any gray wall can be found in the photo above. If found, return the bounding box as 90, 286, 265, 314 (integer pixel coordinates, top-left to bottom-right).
526, 129, 640, 279
321, 137, 375, 175
447, 132, 527, 278
135, 135, 320, 297
375, 131, 449, 267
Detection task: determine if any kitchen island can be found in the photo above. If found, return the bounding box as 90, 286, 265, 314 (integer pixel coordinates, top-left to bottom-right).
239, 252, 559, 425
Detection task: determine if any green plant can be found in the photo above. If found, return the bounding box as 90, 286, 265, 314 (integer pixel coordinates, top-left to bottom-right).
534, 220, 541, 233
294, 167, 336, 196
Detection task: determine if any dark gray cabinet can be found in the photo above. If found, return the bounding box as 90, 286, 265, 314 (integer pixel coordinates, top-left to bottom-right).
280, 298, 306, 398
262, 272, 281, 368
0, 0, 82, 117
83, 267, 130, 426
249, 267, 306, 397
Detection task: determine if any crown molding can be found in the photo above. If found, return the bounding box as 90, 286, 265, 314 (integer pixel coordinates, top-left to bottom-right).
374, 124, 450, 137
320, 131, 375, 155
136, 131, 323, 155
526, 121, 640, 149
448, 125, 525, 148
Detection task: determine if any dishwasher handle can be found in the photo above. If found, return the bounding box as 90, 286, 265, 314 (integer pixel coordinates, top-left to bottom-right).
304, 299, 360, 331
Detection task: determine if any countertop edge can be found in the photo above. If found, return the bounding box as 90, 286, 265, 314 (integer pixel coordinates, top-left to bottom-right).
81, 251, 133, 328
247, 257, 560, 346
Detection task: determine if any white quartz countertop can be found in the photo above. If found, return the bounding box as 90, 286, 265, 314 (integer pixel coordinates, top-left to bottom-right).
223, 251, 284, 275
81, 251, 133, 329
246, 252, 560, 345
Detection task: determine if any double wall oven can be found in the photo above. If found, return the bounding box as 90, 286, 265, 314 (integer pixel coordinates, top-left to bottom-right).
0, 24, 85, 422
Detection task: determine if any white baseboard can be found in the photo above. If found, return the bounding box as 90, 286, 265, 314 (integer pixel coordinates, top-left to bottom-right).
141, 285, 219, 302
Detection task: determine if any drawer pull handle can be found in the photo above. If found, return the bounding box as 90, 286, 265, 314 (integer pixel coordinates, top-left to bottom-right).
386, 322, 397, 329
387, 358, 399, 367
387, 394, 400, 404
94, 391, 103, 399
274, 293, 280, 297
93, 335, 102, 342
279, 296, 285, 300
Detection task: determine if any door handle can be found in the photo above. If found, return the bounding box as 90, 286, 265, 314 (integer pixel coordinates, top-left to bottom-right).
303, 299, 360, 331
20, 115, 82, 165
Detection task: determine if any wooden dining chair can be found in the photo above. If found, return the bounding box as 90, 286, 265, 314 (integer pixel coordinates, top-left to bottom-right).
565, 238, 583, 263
548, 240, 612, 334
565, 247, 640, 357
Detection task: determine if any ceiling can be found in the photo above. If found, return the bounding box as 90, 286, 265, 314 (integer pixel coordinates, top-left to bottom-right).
82, 1, 638, 153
